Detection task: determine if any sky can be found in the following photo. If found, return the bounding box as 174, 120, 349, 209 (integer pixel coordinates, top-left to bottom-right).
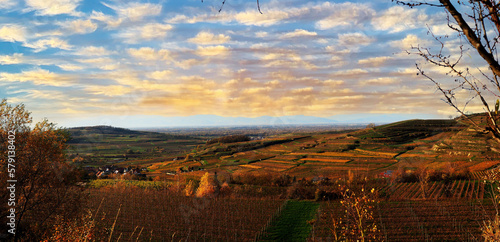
0, 0, 492, 128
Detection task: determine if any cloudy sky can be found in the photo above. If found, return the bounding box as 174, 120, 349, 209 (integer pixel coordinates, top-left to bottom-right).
0, 0, 491, 127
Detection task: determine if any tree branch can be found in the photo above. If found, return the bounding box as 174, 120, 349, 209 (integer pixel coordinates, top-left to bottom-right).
440, 0, 500, 77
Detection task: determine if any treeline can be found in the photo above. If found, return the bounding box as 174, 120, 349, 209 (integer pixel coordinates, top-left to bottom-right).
206, 135, 251, 145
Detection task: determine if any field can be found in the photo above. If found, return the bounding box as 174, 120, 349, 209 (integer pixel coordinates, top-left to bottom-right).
84, 180, 499, 241
66, 126, 204, 167
315, 199, 497, 241
87, 187, 285, 241
65, 115, 500, 241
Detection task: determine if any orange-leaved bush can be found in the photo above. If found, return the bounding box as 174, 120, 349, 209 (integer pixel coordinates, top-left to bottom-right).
195, 172, 220, 198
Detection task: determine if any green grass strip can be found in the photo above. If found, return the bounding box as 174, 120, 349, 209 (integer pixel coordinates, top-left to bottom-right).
259, 200, 320, 242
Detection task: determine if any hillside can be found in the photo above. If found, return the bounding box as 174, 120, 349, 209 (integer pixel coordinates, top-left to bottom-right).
65, 125, 204, 166
148, 116, 500, 179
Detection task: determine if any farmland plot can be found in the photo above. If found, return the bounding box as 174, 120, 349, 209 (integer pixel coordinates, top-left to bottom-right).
88, 188, 284, 241
314, 200, 497, 241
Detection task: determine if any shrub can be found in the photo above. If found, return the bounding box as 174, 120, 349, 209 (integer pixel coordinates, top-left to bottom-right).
272, 174, 293, 187
482, 214, 500, 242
41, 209, 95, 242
233, 172, 275, 186
219, 182, 232, 197
286, 182, 315, 200
184, 180, 197, 197
195, 172, 220, 198
339, 187, 380, 241
314, 188, 342, 201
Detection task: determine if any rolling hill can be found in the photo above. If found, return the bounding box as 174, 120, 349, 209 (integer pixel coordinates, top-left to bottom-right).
65, 115, 500, 180
147, 116, 500, 179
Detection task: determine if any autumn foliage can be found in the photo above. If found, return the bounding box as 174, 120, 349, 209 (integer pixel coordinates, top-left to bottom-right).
195, 172, 220, 198
0, 99, 84, 241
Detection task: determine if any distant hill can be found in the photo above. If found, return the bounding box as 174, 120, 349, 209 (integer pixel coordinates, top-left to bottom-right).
68, 125, 144, 136
358, 119, 463, 144
66, 125, 192, 143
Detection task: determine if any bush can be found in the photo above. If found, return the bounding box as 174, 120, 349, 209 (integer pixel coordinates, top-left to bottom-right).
286, 182, 315, 200
219, 182, 232, 197
195, 172, 220, 198
314, 188, 342, 201
184, 180, 197, 196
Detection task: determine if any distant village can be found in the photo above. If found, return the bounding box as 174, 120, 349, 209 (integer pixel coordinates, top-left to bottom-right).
83, 165, 149, 179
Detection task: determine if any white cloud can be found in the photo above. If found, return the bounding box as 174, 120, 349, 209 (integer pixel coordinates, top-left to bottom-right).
0, 0, 17, 9
372, 6, 428, 33
33, 29, 64, 38
86, 85, 133, 96
59, 19, 98, 34
233, 9, 291, 26
73, 46, 112, 56
167, 2, 362, 28
196, 45, 229, 56
0, 68, 73, 86
338, 33, 374, 47
128, 47, 171, 61
188, 31, 230, 45
358, 56, 392, 67
282, 29, 317, 38
316, 2, 374, 30
117, 23, 173, 43
360, 77, 400, 86
57, 63, 83, 71
103, 2, 162, 22
90, 11, 123, 29
430, 24, 457, 36
78, 57, 119, 70
25, 0, 82, 16
0, 24, 27, 42
0, 53, 24, 64
392, 34, 432, 50
23, 37, 73, 52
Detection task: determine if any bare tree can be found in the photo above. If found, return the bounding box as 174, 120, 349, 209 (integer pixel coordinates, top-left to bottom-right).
394, 0, 500, 139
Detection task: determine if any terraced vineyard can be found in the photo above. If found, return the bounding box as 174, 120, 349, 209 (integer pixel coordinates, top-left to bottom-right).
377, 180, 487, 200
315, 200, 497, 241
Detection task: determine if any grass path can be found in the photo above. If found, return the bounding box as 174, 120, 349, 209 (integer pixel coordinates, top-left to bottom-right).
259, 200, 320, 241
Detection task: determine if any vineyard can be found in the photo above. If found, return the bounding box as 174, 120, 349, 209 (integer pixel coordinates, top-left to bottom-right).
315, 199, 497, 241
376, 180, 487, 200
88, 188, 284, 241
68, 115, 500, 241
84, 183, 500, 242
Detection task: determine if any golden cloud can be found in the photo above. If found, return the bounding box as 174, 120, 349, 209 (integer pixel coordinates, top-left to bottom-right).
0, 68, 73, 86
196, 45, 230, 56
127, 47, 171, 61
188, 31, 230, 45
